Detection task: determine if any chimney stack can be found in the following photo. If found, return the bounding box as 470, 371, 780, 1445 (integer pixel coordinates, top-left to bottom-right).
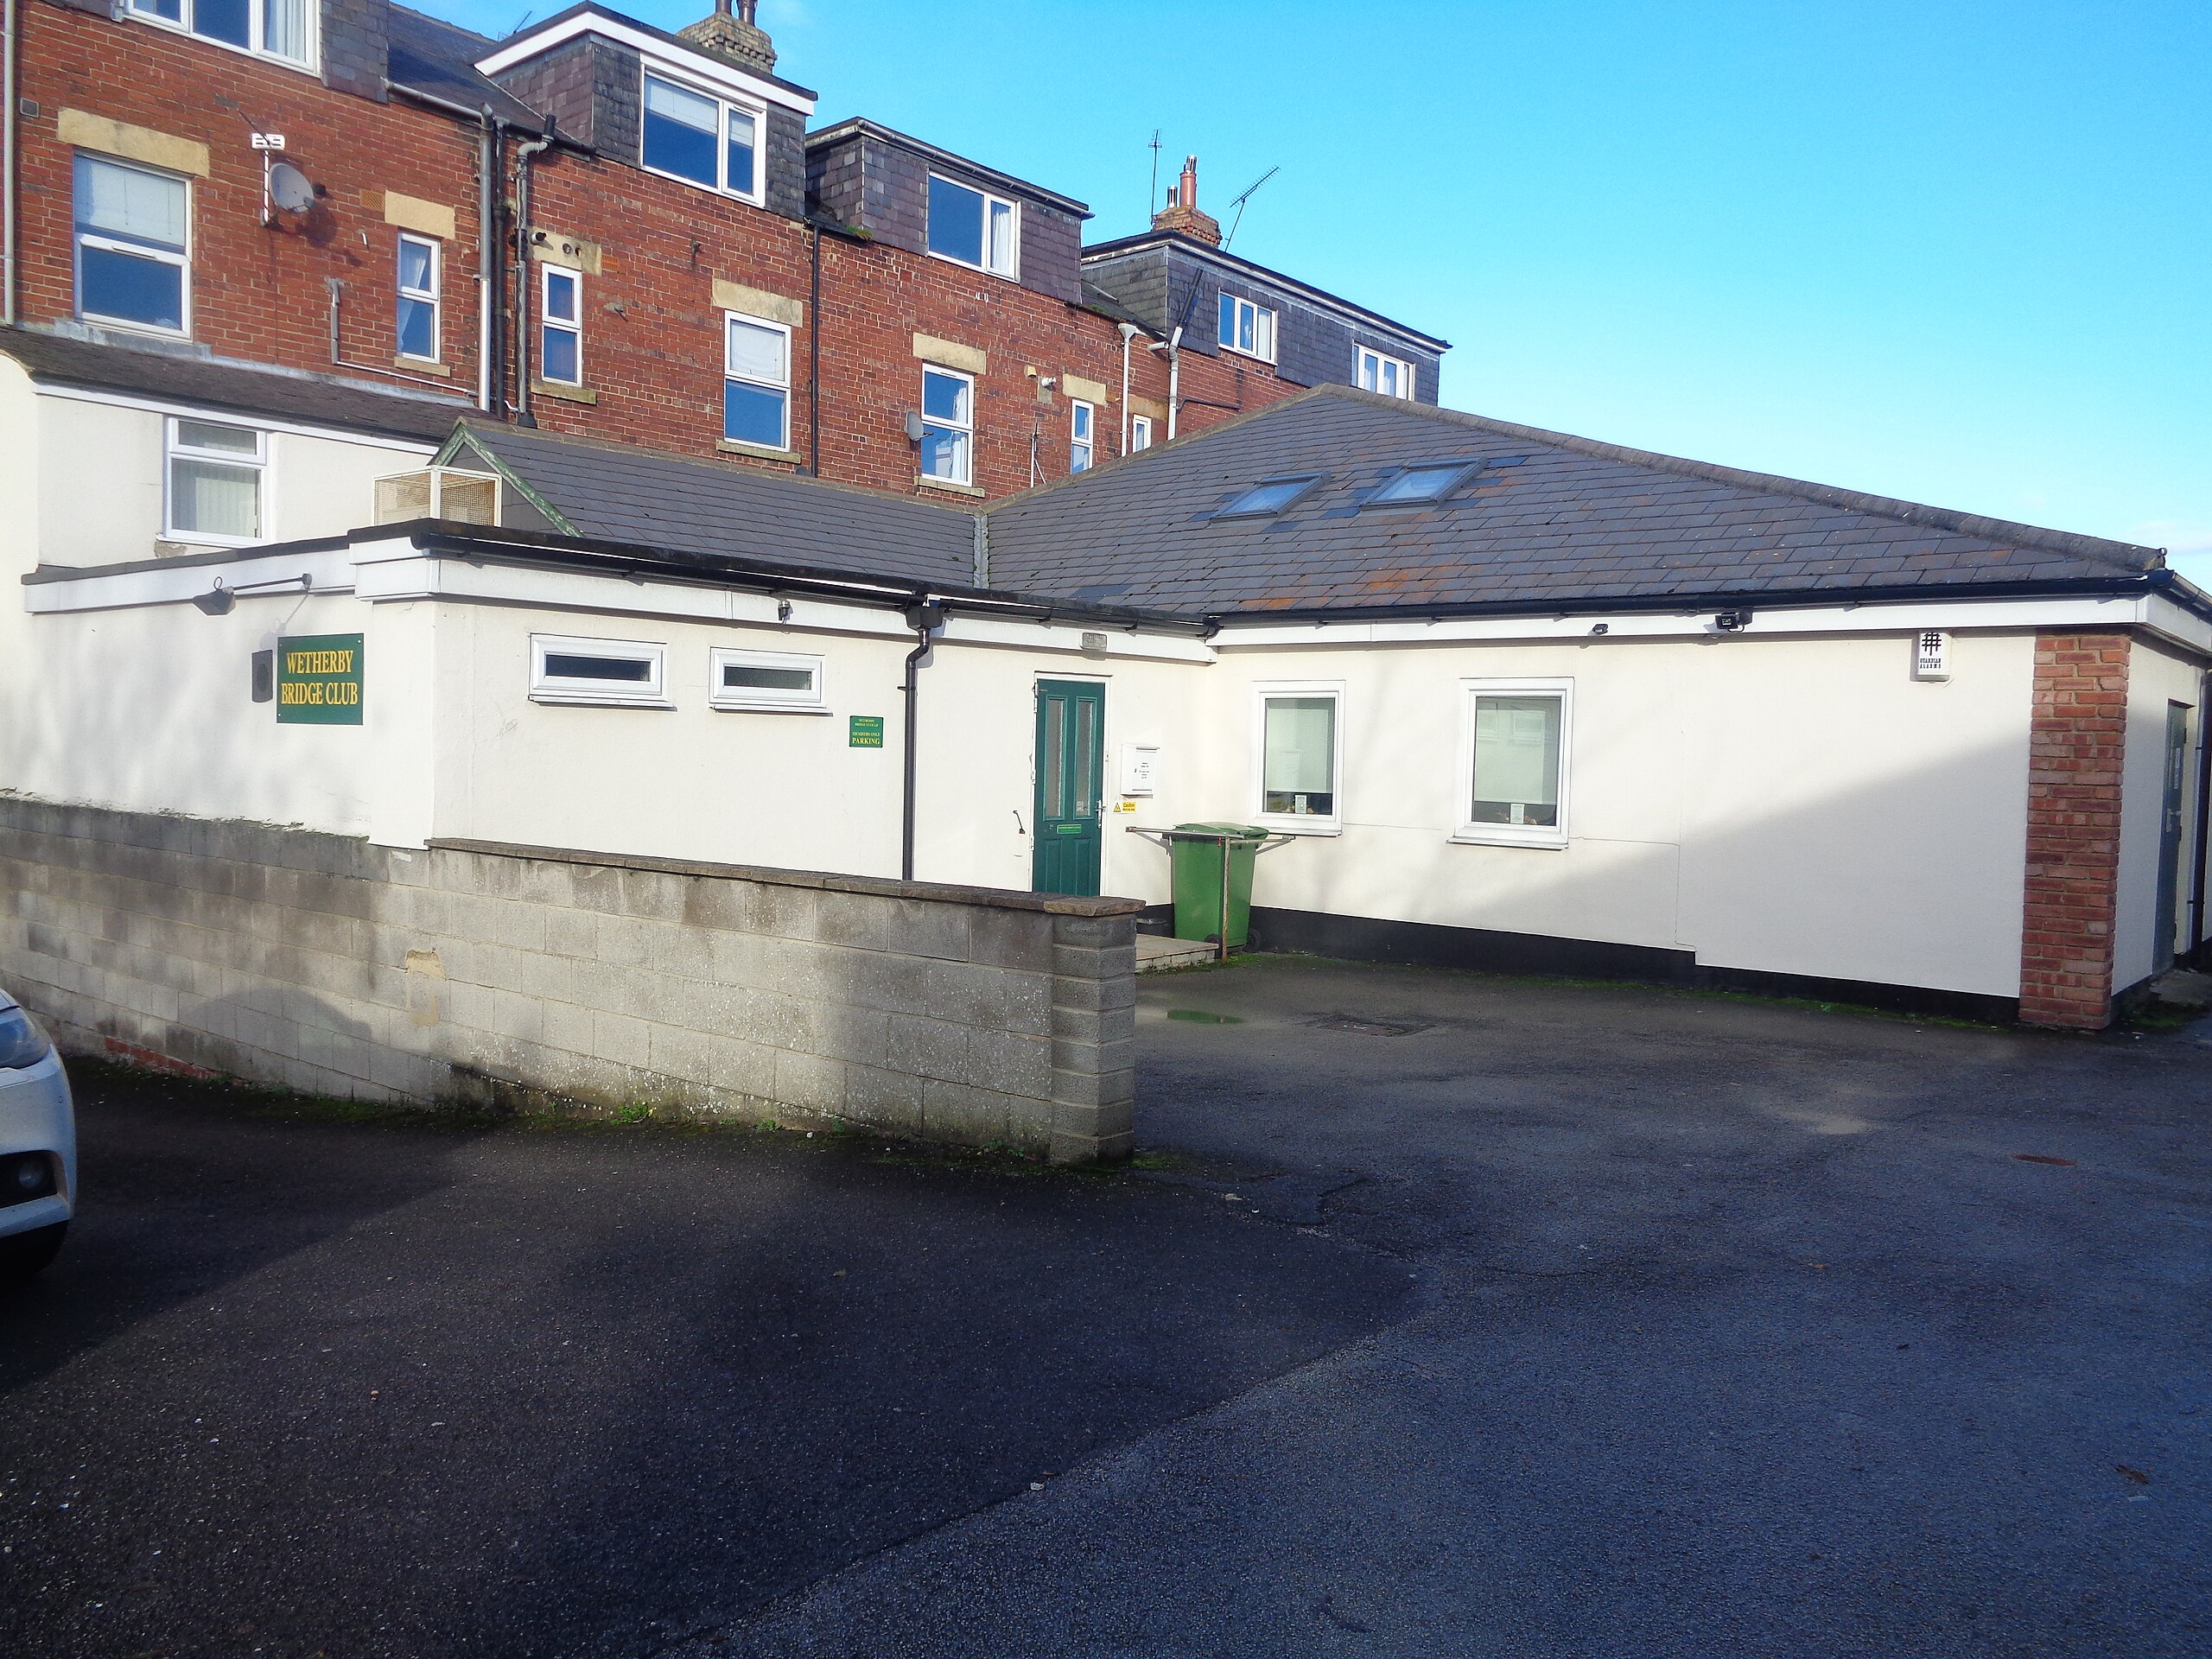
1151, 155, 1222, 246
680, 0, 778, 74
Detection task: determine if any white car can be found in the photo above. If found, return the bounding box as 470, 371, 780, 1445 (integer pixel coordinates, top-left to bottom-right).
0, 990, 74, 1284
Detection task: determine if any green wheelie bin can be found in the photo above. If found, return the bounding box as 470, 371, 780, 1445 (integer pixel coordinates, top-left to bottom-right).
1170, 823, 1268, 949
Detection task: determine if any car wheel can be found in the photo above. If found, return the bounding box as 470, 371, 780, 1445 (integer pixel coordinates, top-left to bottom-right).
0, 1222, 67, 1286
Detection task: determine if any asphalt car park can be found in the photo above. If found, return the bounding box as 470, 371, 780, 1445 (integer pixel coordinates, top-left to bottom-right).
5, 958, 2209, 1657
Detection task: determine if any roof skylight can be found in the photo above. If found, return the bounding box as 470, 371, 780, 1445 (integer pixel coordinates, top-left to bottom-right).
1216, 474, 1322, 518
1367, 461, 1478, 507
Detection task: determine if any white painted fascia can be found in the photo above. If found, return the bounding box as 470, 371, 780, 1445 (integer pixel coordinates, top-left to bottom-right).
38, 383, 445, 455
938, 613, 1215, 664
1216, 594, 2167, 650
2141, 593, 2212, 658
473, 14, 817, 114
23, 547, 359, 613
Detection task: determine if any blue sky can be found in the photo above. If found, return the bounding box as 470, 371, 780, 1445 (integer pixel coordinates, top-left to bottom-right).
429, 1, 2208, 577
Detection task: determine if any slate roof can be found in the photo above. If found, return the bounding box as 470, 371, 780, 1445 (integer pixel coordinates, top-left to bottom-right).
387, 5, 547, 130
982, 387, 2166, 619
445, 422, 978, 589
0, 327, 470, 442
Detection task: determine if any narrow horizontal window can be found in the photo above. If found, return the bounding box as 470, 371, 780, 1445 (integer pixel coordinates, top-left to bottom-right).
709, 647, 827, 712
531, 634, 668, 706
128, 0, 315, 68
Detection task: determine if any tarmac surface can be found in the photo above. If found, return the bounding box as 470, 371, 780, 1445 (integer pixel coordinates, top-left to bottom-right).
6, 957, 2209, 1656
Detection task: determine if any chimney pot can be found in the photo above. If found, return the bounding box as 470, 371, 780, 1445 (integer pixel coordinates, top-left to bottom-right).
1150, 152, 1223, 245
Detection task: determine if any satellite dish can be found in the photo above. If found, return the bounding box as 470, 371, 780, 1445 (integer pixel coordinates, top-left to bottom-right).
268, 162, 315, 214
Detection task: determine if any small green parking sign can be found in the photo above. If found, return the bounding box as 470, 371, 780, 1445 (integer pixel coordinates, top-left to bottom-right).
849, 715, 884, 748
276, 633, 365, 725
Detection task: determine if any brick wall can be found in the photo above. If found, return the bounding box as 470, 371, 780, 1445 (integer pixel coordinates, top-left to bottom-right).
0, 799, 1141, 1163
19, 3, 484, 391
2019, 630, 2131, 1028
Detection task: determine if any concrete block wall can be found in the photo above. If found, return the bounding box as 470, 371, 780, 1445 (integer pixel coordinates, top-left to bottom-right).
0, 799, 1140, 1162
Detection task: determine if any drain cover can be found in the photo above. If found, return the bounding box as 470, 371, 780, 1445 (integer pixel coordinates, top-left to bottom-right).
1311, 1014, 1428, 1037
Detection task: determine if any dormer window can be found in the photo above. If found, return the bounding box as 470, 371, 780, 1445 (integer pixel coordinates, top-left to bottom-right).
128, 0, 315, 71
1367, 461, 1478, 507
928, 175, 1018, 277
1217, 474, 1321, 519
643, 72, 762, 201
1218, 293, 1277, 363
1358, 347, 1415, 399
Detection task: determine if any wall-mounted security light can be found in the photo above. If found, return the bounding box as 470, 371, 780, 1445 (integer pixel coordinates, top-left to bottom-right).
1713, 610, 1752, 632
251, 650, 275, 702
776, 599, 794, 624
192, 582, 235, 616
1589, 621, 1610, 636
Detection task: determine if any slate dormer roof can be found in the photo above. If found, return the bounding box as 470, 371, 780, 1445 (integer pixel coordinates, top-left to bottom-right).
981, 386, 2170, 620
385, 5, 546, 130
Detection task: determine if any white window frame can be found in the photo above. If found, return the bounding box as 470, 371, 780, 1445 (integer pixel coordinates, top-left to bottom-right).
1128, 414, 1154, 453
722, 310, 792, 452
639, 68, 766, 205
539, 264, 583, 385
529, 633, 671, 709
1453, 678, 1573, 850
1218, 292, 1278, 364
1357, 346, 1416, 399
396, 232, 440, 363
925, 172, 1020, 279
125, 0, 318, 73
709, 646, 829, 715
919, 363, 976, 487
1070, 399, 1095, 474
162, 416, 268, 545
1251, 681, 1344, 837
73, 154, 191, 340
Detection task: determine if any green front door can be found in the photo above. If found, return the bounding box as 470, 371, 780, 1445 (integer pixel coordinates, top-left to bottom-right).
1033, 679, 1104, 897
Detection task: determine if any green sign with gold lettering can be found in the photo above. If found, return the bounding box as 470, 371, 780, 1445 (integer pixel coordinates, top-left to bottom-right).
849, 715, 884, 748
276, 633, 365, 725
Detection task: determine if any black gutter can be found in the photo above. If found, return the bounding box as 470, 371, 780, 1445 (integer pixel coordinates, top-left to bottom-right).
899, 601, 944, 881
1198, 573, 2194, 632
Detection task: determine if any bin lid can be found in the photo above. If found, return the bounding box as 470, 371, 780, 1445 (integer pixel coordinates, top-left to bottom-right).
1172, 822, 1270, 841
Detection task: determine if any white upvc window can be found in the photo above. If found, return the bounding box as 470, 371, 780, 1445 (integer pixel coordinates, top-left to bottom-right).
73, 153, 190, 338
1128, 414, 1154, 453
1253, 683, 1344, 836
723, 312, 791, 450
127, 0, 315, 71
919, 364, 975, 486
1455, 679, 1573, 849
926, 174, 1019, 277
1357, 346, 1415, 399
396, 233, 440, 362
529, 633, 670, 708
1218, 291, 1277, 363
709, 647, 828, 714
1070, 400, 1095, 474
164, 416, 265, 544
540, 265, 583, 385
640, 70, 763, 201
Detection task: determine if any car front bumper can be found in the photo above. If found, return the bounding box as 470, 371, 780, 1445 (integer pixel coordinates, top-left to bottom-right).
0, 1045, 76, 1239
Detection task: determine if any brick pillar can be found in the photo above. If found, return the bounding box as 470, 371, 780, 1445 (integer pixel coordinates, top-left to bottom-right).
2019, 631, 2131, 1028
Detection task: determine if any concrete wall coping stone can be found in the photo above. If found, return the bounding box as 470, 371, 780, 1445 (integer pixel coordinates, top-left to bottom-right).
428, 839, 1146, 918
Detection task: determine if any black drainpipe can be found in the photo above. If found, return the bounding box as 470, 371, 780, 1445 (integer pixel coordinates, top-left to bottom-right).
2192, 669, 2212, 965
899, 601, 945, 880
808, 219, 823, 475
